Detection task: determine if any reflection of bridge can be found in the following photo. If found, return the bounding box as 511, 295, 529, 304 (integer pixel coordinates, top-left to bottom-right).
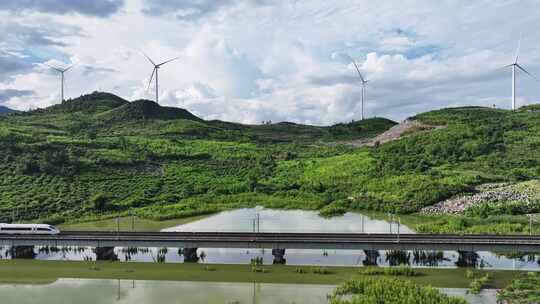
1, 232, 539, 252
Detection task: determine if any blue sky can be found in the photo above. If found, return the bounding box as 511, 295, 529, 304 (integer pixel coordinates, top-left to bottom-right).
1, 0, 540, 124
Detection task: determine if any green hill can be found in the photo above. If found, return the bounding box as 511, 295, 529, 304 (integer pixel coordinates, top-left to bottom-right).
0, 93, 539, 234
98, 99, 202, 122
0, 105, 17, 115
519, 103, 540, 112
34, 91, 129, 115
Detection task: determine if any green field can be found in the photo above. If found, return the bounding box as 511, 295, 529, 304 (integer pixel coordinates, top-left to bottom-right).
0, 259, 526, 288
58, 214, 210, 231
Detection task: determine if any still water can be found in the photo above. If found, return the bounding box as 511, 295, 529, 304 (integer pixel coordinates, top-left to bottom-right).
162, 207, 414, 233
0, 279, 497, 304
1, 207, 539, 269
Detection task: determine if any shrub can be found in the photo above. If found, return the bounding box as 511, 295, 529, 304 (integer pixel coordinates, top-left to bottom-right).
497, 272, 540, 303
90, 193, 110, 211
466, 272, 491, 295
311, 266, 331, 275
329, 278, 466, 304
359, 266, 419, 277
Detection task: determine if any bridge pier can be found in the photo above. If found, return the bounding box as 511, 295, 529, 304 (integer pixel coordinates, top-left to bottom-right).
363, 250, 380, 266
272, 248, 286, 264
456, 251, 479, 267
10, 246, 36, 259
95, 247, 118, 261
183, 248, 199, 262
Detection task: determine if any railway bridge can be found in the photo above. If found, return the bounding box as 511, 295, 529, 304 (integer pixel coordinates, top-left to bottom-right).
1, 232, 539, 252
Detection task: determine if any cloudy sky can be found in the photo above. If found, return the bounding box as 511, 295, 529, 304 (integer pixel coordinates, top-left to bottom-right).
1, 0, 540, 124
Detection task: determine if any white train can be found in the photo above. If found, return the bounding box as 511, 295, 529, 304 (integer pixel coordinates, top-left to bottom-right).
0, 223, 60, 234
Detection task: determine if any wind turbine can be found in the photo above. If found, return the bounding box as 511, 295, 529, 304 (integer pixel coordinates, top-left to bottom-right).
351, 59, 369, 120
142, 53, 178, 104
505, 36, 540, 110
45, 64, 73, 103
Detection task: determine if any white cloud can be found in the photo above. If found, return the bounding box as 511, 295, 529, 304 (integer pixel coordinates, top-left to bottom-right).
380, 36, 415, 52
1, 0, 540, 123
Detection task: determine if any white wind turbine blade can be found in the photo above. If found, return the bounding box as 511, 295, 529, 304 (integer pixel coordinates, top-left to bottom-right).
351, 60, 366, 83
63, 65, 74, 72
44, 63, 64, 73
493, 64, 515, 74
516, 64, 540, 84
157, 57, 179, 67
514, 33, 522, 64
142, 52, 156, 66
147, 67, 156, 90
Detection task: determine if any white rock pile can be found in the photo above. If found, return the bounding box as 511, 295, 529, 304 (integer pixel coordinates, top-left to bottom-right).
421, 190, 530, 215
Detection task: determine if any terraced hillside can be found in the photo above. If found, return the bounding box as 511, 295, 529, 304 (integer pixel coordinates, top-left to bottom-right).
0, 92, 395, 223
1, 92, 539, 234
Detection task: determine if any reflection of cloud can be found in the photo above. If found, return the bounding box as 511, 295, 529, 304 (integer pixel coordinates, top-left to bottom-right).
163, 207, 414, 233
0, 279, 333, 304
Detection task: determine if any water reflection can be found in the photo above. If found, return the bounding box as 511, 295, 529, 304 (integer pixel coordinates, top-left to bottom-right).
1, 245, 537, 270
0, 278, 501, 304
0, 208, 538, 270
162, 207, 539, 269
163, 207, 413, 233
440, 288, 498, 304
0, 279, 334, 304
412, 251, 448, 267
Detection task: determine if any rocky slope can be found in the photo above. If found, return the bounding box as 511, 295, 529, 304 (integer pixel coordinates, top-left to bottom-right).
347, 119, 445, 147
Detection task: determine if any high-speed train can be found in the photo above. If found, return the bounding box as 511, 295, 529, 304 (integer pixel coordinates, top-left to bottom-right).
0, 223, 60, 234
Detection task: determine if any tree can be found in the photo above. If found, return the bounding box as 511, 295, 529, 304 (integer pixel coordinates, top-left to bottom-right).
90, 193, 109, 211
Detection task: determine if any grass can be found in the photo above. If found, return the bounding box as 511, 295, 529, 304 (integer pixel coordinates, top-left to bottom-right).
58, 214, 211, 232
497, 272, 540, 303
329, 278, 467, 304
0, 260, 527, 288
364, 211, 540, 235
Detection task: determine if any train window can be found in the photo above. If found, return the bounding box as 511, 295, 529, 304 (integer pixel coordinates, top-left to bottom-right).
37, 228, 52, 231
1, 227, 32, 231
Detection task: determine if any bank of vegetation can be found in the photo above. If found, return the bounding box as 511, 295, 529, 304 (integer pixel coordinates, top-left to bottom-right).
497, 272, 540, 303
328, 278, 466, 304
0, 259, 525, 287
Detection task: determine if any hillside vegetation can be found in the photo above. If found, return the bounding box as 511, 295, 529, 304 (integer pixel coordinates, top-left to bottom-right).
0, 92, 394, 223
0, 92, 539, 233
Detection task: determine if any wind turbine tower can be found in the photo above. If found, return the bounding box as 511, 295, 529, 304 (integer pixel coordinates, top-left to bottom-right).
46, 64, 73, 103
505, 36, 540, 110
143, 53, 178, 104
351, 60, 369, 120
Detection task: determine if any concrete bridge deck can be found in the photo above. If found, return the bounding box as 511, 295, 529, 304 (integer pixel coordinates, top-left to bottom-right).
1, 232, 539, 252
